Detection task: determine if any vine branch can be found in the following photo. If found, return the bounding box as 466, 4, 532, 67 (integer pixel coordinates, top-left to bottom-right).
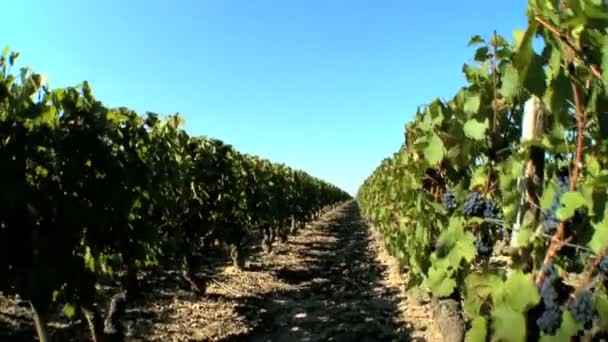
534, 15, 602, 79
536, 78, 586, 284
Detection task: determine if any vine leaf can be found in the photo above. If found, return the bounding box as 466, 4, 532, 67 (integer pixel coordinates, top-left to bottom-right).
468, 35, 485, 46
463, 118, 488, 140
464, 92, 481, 116
426, 219, 475, 297
463, 272, 502, 317
63, 304, 76, 318
557, 191, 587, 220
602, 36, 608, 88
424, 133, 444, 166
494, 270, 540, 313
426, 267, 457, 297
465, 316, 487, 342
491, 306, 526, 342
499, 64, 520, 98
596, 292, 608, 330
561, 191, 587, 209
589, 218, 608, 254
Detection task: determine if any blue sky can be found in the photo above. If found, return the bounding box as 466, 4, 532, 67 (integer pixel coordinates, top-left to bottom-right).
3, 1, 528, 195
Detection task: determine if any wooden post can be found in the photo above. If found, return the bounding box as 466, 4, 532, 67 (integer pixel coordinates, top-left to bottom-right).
510, 95, 546, 250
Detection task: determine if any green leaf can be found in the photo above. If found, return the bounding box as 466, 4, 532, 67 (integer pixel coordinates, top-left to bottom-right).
545, 70, 573, 125
556, 206, 574, 221
556, 191, 586, 221
516, 216, 535, 247
595, 291, 608, 329
470, 165, 488, 189
582, 0, 608, 19
465, 316, 487, 342
63, 304, 76, 318
499, 64, 520, 98
463, 63, 490, 83
514, 21, 540, 92
463, 118, 488, 140
463, 92, 481, 116
463, 272, 502, 317
560, 191, 587, 210
468, 35, 485, 46
435, 218, 476, 266
586, 155, 601, 177
540, 184, 556, 210
602, 36, 608, 87
474, 46, 489, 62
491, 306, 527, 342
428, 269, 457, 297
589, 219, 608, 254
84, 247, 96, 272
513, 29, 525, 48
499, 270, 540, 313
423, 133, 445, 166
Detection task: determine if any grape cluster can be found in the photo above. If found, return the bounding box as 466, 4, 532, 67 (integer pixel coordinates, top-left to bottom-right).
543, 201, 560, 235
536, 264, 563, 335
556, 171, 570, 192
567, 290, 594, 329
463, 191, 486, 218
483, 200, 498, 220
441, 190, 457, 212
475, 235, 492, 256
462, 191, 504, 244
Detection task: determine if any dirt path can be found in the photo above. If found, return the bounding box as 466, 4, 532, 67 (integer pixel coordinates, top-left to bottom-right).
1, 201, 442, 341
241, 201, 442, 342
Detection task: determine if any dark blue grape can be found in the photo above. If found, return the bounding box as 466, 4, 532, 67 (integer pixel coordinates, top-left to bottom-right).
599, 256, 608, 276
539, 277, 558, 304
567, 290, 594, 329
475, 236, 492, 256
536, 264, 563, 335
496, 227, 504, 241
536, 306, 562, 335
541, 263, 560, 283
442, 190, 457, 212
542, 174, 571, 235
463, 191, 485, 218
543, 201, 560, 235
483, 199, 504, 240
483, 200, 498, 219
542, 181, 565, 236
557, 175, 570, 192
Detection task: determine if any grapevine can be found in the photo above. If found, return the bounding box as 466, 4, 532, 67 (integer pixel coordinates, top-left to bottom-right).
356, 0, 608, 339
0, 47, 350, 341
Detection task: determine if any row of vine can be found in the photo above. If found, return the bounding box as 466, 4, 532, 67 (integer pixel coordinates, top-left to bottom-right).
357, 1, 608, 340
0, 46, 350, 341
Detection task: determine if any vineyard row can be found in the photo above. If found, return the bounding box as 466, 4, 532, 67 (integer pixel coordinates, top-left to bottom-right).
0, 47, 350, 341
356, 1, 608, 340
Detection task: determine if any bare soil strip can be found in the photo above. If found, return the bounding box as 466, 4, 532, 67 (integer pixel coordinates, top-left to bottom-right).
1, 201, 441, 341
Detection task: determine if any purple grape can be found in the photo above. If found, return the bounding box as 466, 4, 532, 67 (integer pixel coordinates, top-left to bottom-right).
536, 264, 563, 335
567, 290, 593, 329
463, 191, 485, 218
442, 190, 457, 212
